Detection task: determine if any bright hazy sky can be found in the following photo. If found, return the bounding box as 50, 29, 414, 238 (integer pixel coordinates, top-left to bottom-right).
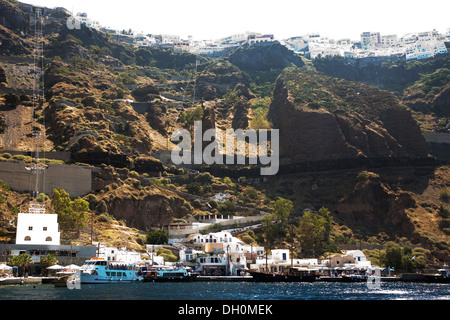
23, 0, 450, 41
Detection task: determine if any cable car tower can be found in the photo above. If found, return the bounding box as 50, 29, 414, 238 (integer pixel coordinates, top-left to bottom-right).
26, 6, 46, 213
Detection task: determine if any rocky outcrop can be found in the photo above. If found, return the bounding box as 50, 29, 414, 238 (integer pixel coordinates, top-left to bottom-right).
229, 42, 305, 72
432, 83, 450, 117
196, 60, 251, 100
231, 97, 250, 130
0, 65, 6, 84
201, 105, 216, 150
0, 24, 32, 55
313, 54, 450, 93
0, 0, 31, 35
100, 185, 187, 230
268, 68, 431, 171
131, 84, 160, 102
404, 82, 450, 117
334, 174, 417, 236
233, 82, 255, 100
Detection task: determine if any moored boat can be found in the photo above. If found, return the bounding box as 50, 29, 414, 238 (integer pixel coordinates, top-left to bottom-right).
79, 257, 143, 284
340, 274, 367, 282
143, 267, 198, 282
250, 267, 317, 282
405, 268, 450, 283
53, 272, 74, 287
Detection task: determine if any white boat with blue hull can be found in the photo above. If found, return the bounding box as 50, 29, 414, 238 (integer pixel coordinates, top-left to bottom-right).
79, 257, 143, 283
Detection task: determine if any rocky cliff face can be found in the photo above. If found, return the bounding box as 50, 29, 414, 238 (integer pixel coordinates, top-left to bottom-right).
229, 42, 305, 72
335, 174, 417, 236
313, 54, 450, 94
96, 184, 187, 231
403, 82, 450, 117
268, 68, 431, 170
196, 60, 251, 100
0, 65, 6, 84
0, 0, 31, 35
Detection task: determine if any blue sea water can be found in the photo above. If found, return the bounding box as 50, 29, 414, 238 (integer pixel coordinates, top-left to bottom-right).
0, 281, 448, 300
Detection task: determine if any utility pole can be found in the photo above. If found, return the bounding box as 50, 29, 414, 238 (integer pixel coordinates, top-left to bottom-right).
91, 211, 94, 245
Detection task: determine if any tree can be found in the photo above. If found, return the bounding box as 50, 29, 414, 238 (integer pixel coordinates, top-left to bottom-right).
223, 177, 232, 186
383, 242, 403, 269
218, 200, 237, 215
40, 254, 58, 276
244, 186, 259, 200
262, 197, 293, 267
186, 182, 202, 195
179, 105, 203, 131
51, 188, 89, 230
40, 254, 58, 267
251, 106, 272, 129
318, 207, 333, 244
296, 211, 327, 256
8, 254, 33, 276
146, 229, 168, 244
269, 197, 293, 236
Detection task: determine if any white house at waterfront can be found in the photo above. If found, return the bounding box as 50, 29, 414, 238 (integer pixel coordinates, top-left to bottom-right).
15, 203, 60, 246
95, 242, 142, 264
179, 231, 264, 275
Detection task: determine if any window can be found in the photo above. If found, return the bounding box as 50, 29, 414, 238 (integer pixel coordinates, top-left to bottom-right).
28, 226, 33, 231
24, 236, 31, 241
43, 227, 47, 231
46, 237, 52, 242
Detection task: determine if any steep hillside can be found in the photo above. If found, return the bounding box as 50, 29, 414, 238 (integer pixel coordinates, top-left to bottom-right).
0, 0, 448, 264
313, 54, 450, 132
268, 66, 431, 169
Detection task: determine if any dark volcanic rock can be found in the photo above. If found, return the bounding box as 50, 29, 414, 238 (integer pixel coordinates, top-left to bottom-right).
132, 84, 160, 102
335, 176, 416, 236
196, 60, 251, 100
268, 68, 431, 171
0, 65, 6, 84
229, 42, 305, 72
231, 97, 250, 130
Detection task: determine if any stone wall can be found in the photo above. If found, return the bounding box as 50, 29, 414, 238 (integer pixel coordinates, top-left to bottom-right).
423, 132, 450, 144
423, 133, 450, 163
0, 160, 92, 197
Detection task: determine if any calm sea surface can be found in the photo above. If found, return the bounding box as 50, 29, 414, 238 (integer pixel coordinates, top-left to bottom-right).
0, 281, 448, 300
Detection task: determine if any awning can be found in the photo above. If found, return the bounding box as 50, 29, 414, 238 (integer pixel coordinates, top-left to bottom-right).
0, 264, 12, 271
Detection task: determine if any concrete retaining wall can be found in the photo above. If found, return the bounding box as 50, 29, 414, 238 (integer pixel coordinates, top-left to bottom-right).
423, 133, 450, 144
0, 160, 92, 197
